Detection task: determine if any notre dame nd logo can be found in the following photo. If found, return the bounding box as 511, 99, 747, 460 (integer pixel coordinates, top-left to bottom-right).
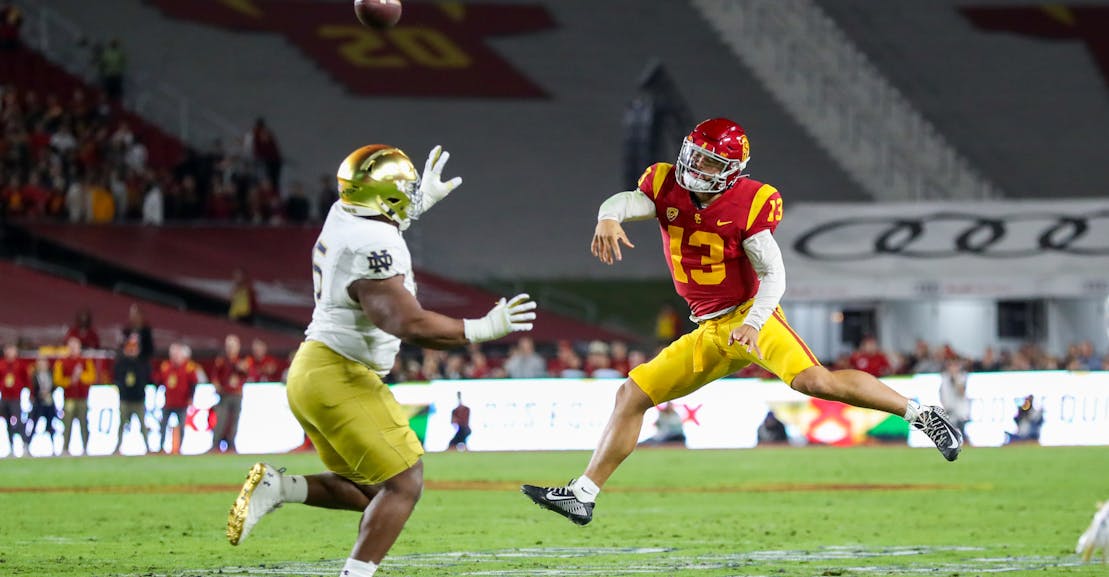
367, 250, 394, 274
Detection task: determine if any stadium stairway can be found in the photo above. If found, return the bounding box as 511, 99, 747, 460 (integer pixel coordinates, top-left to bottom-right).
817, 0, 1109, 199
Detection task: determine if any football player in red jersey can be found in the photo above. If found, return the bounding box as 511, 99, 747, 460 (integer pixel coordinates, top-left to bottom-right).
522, 118, 963, 526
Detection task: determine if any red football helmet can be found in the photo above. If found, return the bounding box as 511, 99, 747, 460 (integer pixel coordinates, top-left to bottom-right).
676, 118, 750, 194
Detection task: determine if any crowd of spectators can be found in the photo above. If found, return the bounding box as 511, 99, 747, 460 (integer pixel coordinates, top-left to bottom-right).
0, 80, 332, 226
836, 336, 1109, 377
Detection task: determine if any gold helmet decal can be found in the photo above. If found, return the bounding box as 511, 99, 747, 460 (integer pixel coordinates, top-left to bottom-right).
336, 144, 420, 223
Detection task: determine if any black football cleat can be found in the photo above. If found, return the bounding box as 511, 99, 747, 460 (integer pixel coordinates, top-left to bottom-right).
911, 405, 963, 462
521, 482, 594, 526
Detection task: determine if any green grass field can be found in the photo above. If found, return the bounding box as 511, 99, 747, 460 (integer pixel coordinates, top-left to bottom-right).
1, 445, 1106, 576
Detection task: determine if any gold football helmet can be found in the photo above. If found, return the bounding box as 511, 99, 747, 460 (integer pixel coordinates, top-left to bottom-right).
336, 144, 421, 224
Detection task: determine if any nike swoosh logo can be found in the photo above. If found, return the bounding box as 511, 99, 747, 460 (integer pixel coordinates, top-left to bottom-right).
545, 491, 577, 501
717, 220, 733, 226
948, 430, 961, 450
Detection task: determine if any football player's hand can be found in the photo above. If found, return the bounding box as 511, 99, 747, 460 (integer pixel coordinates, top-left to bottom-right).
591, 219, 635, 265
417, 145, 462, 215
464, 293, 537, 343
728, 323, 762, 359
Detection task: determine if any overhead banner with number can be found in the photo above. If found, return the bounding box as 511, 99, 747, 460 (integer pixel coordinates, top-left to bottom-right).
774, 200, 1109, 300
148, 0, 554, 98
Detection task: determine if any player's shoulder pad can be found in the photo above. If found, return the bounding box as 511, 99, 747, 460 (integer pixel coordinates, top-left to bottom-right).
636, 163, 674, 199
745, 183, 781, 231
352, 230, 409, 281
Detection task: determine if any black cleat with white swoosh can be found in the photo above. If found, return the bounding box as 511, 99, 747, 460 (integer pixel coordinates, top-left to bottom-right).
521, 482, 595, 525
911, 405, 963, 462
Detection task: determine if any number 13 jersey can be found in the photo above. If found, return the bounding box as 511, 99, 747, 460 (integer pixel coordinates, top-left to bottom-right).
636, 162, 783, 318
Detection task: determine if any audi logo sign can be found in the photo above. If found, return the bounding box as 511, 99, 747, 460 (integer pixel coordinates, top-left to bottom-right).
792, 211, 1109, 260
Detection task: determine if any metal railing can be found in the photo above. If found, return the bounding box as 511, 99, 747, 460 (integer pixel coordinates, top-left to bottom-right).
691, 0, 1003, 201
13, 0, 241, 150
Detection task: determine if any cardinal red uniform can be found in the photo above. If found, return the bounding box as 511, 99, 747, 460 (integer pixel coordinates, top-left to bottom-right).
157, 359, 199, 453
628, 162, 819, 404
0, 354, 29, 445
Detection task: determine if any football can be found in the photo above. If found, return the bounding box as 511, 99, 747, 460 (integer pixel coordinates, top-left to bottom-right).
354, 0, 402, 29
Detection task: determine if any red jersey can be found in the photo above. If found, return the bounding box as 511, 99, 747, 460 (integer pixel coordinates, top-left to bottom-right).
637, 163, 783, 318
849, 351, 891, 377
53, 356, 97, 400
158, 360, 199, 409
64, 326, 101, 349
212, 355, 249, 396
246, 354, 280, 383
0, 358, 29, 400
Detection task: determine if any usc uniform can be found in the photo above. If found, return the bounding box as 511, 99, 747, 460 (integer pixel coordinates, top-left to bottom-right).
627, 162, 819, 404
284, 202, 424, 486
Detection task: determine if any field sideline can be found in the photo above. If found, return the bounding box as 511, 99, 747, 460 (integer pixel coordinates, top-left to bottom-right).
1, 445, 1106, 576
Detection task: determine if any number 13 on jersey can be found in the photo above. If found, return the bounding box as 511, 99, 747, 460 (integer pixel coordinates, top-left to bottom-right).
667, 226, 726, 285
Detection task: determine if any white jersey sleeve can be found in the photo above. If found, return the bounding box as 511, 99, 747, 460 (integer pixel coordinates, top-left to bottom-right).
305, 203, 416, 376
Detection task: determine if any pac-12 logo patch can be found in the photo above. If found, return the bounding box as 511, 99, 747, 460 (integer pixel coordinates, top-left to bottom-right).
666, 207, 679, 221
367, 250, 394, 273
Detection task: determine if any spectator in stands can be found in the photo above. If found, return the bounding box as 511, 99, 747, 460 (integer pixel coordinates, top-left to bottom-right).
156, 343, 200, 454
464, 344, 493, 379
141, 176, 164, 225
586, 341, 623, 379
627, 349, 648, 373
972, 347, 1001, 372
420, 348, 444, 380
655, 302, 681, 345
228, 267, 257, 324
905, 339, 931, 371
849, 336, 891, 377
939, 358, 970, 441
448, 392, 471, 450
113, 333, 151, 455
27, 355, 57, 455
121, 303, 154, 360
1070, 340, 1101, 371
609, 341, 630, 376
284, 181, 311, 224
442, 353, 466, 380
505, 337, 546, 378
315, 173, 338, 222
54, 336, 96, 455
911, 343, 945, 374
0, 342, 29, 453
245, 117, 282, 189
95, 38, 127, 101
247, 338, 280, 382
64, 308, 100, 350
0, 1, 23, 51
551, 342, 586, 378
211, 334, 248, 453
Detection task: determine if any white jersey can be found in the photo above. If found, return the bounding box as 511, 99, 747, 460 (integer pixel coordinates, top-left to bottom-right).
305, 202, 416, 376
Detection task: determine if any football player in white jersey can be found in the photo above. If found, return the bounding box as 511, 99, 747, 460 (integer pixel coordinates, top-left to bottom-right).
226, 144, 537, 577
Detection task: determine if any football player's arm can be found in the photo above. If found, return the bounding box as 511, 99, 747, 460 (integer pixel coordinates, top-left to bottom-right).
740, 230, 786, 333
592, 190, 654, 265
349, 277, 536, 348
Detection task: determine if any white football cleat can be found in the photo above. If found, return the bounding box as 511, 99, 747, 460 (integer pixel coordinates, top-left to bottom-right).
227, 462, 285, 545
1077, 500, 1109, 563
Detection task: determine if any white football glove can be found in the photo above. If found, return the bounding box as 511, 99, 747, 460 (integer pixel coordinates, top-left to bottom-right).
464, 293, 537, 343
417, 145, 462, 216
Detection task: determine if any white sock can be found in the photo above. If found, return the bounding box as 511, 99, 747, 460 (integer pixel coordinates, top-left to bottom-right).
281, 474, 308, 504
340, 558, 377, 577
571, 476, 600, 503
903, 399, 922, 422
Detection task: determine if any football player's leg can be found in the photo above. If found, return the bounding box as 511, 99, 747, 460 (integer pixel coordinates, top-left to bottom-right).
581, 379, 655, 488
350, 461, 423, 565
760, 311, 961, 461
